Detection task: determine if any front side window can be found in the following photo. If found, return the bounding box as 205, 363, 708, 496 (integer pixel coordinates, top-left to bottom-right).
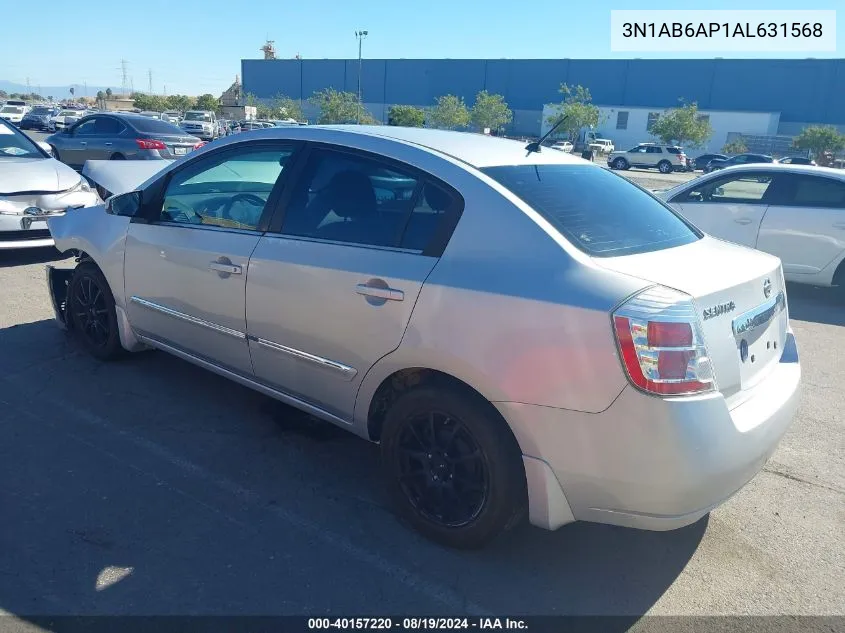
677, 173, 774, 204
629, 145, 647, 153
72, 119, 99, 136
280, 149, 423, 248
482, 164, 700, 257
159, 145, 294, 230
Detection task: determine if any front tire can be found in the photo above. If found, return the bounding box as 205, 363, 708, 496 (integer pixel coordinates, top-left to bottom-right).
67, 263, 124, 361
381, 385, 526, 549
612, 157, 629, 170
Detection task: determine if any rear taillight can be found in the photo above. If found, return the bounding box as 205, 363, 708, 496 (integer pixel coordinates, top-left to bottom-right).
136, 138, 167, 150
193, 141, 207, 150
677, 153, 687, 162
613, 286, 715, 396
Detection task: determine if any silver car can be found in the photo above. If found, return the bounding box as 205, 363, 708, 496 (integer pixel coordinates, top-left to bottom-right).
0, 118, 99, 249
46, 126, 801, 549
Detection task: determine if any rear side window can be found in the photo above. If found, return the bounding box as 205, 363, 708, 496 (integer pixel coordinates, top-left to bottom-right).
777, 175, 845, 209
129, 117, 185, 134
666, 147, 682, 154
481, 165, 700, 257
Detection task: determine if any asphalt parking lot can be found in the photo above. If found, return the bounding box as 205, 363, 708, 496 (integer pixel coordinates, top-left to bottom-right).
0, 244, 842, 624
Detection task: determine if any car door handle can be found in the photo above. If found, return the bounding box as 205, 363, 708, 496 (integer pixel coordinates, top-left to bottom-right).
833, 222, 845, 230
209, 262, 242, 274
734, 218, 753, 225
79, 141, 87, 145
356, 283, 404, 301
104, 142, 113, 146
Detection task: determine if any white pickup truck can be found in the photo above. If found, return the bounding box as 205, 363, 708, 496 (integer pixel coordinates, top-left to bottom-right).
180, 110, 218, 141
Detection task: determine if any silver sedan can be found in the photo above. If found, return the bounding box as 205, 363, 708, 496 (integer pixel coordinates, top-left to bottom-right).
46, 126, 801, 549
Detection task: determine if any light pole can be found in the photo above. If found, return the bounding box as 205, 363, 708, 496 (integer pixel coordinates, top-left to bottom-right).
355, 30, 368, 123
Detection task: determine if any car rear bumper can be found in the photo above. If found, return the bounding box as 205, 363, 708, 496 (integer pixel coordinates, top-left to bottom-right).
497, 331, 801, 531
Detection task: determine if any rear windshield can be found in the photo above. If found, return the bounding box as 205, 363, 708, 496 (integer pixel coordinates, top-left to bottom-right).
128, 117, 185, 134
481, 164, 701, 257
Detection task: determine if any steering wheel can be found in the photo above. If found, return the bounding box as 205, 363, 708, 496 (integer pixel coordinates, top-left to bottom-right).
220, 193, 266, 221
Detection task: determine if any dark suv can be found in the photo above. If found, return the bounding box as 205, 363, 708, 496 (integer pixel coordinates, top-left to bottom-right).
705, 153, 774, 172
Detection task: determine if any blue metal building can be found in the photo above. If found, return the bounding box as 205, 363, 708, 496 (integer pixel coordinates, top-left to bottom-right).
241, 58, 845, 135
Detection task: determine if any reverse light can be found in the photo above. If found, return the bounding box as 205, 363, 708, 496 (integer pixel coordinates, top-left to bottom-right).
135, 138, 167, 150
613, 285, 715, 396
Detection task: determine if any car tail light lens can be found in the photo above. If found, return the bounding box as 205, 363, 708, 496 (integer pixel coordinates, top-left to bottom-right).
193, 141, 207, 150
136, 138, 167, 150
613, 285, 715, 396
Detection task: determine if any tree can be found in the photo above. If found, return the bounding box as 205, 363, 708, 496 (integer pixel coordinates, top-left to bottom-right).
271, 93, 304, 121
546, 84, 600, 141
722, 137, 749, 155
132, 93, 168, 112
428, 95, 470, 130
105, 88, 113, 98
793, 125, 845, 166
0, 90, 6, 99
309, 88, 377, 124
388, 104, 426, 127
649, 101, 713, 148
195, 93, 219, 112
166, 94, 195, 112
470, 90, 512, 133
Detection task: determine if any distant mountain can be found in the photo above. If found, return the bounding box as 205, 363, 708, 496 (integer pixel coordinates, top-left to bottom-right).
0, 80, 117, 98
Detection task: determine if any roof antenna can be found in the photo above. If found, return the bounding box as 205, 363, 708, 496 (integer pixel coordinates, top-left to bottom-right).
525, 114, 569, 156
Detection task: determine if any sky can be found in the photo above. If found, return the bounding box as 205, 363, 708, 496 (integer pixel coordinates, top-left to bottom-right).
0, 0, 840, 96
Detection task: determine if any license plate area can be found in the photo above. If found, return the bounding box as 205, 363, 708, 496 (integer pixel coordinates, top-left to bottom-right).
20, 218, 48, 230
733, 292, 787, 389
174, 147, 187, 155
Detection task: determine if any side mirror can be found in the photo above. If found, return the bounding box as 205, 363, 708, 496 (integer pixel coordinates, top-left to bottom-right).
105, 190, 142, 217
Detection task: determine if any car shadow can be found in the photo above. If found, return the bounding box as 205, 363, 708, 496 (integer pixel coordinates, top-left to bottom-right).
785, 283, 844, 327
0, 319, 705, 624
0, 246, 69, 268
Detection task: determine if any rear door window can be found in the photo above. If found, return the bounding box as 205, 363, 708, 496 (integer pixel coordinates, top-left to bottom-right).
481, 164, 700, 257
646, 146, 663, 154
771, 174, 845, 209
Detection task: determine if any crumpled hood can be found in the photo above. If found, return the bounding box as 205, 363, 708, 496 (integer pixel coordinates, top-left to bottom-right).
0, 158, 80, 194
82, 160, 173, 197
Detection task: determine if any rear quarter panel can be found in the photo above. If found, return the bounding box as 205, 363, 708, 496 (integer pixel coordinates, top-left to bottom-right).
354, 165, 647, 430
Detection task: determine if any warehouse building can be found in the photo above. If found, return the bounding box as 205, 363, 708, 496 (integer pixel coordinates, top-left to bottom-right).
241, 58, 845, 151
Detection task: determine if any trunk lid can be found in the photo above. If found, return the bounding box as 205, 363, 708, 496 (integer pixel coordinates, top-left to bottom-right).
597, 236, 788, 402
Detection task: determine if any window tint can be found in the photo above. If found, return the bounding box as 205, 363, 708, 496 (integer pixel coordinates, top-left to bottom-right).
129, 117, 185, 134
399, 183, 455, 251
160, 146, 294, 230
666, 147, 682, 154
646, 146, 662, 154
95, 117, 123, 135
783, 175, 845, 208
616, 111, 628, 130
629, 145, 647, 153
280, 150, 420, 248
73, 119, 99, 136
678, 174, 774, 204
482, 165, 699, 257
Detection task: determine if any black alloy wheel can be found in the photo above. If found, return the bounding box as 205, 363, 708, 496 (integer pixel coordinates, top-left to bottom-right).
395, 410, 489, 528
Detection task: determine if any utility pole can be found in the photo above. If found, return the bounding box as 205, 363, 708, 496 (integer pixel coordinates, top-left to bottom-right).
148, 69, 153, 94
120, 59, 129, 95
354, 30, 368, 124
164, 84, 167, 97
84, 81, 87, 97
26, 77, 31, 93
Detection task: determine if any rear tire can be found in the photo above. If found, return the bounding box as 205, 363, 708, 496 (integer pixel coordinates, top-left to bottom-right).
110, 153, 125, 160
67, 263, 125, 361
380, 385, 527, 549
658, 160, 672, 174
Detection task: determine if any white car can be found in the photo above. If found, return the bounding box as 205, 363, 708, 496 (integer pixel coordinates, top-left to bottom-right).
0, 104, 26, 124
0, 119, 99, 249
49, 109, 87, 132
659, 163, 845, 290
45, 126, 800, 548
550, 140, 573, 153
